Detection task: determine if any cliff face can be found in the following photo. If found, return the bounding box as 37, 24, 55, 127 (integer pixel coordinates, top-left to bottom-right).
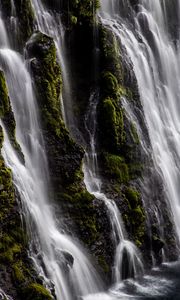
0, 0, 178, 298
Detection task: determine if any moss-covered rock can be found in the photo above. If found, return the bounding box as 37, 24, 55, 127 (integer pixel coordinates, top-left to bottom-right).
0, 70, 24, 162
26, 32, 106, 265
24, 283, 52, 300
123, 187, 145, 247
26, 31, 84, 186
43, 0, 100, 26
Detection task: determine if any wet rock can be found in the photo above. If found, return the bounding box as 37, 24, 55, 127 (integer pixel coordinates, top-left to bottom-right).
61, 250, 74, 268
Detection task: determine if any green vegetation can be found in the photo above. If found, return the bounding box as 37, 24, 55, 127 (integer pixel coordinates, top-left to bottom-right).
0, 70, 24, 162
103, 153, 129, 183
25, 283, 52, 300
66, 0, 100, 25
123, 187, 145, 247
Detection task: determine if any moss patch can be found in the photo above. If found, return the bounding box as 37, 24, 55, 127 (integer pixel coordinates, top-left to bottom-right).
0, 70, 24, 162
123, 187, 145, 247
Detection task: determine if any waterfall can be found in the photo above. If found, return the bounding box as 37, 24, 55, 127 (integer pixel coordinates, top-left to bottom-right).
0, 8, 102, 300
1, 0, 180, 299
31, 0, 144, 283
99, 0, 180, 246
0, 14, 9, 47
83, 91, 144, 282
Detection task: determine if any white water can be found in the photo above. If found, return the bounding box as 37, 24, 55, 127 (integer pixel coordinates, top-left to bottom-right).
100, 0, 180, 246
0, 12, 102, 300
0, 288, 13, 300
0, 15, 9, 48
83, 91, 144, 282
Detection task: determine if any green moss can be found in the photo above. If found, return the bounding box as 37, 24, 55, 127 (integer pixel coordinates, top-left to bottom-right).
99, 97, 125, 153
0, 71, 24, 162
67, 0, 100, 25
27, 32, 65, 139
98, 24, 141, 155
12, 261, 26, 282
123, 187, 145, 247
98, 255, 110, 273
125, 187, 140, 209
62, 187, 99, 245
104, 153, 129, 183
0, 70, 9, 117
102, 72, 119, 97
130, 123, 140, 144
25, 283, 52, 300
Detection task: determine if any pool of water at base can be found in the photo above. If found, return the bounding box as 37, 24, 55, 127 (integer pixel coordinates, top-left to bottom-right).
83, 261, 180, 300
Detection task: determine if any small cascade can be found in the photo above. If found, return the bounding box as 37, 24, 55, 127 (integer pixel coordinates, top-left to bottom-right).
0, 14, 9, 48
0, 8, 103, 300
9, 0, 18, 43
83, 91, 144, 282
0, 288, 13, 300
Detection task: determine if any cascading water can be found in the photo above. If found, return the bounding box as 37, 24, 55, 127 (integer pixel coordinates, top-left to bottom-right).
83, 91, 144, 282
0, 8, 103, 300
0, 288, 12, 300
31, 0, 144, 283
99, 0, 180, 246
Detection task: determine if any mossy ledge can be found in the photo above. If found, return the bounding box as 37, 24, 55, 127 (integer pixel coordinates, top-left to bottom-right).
0, 70, 52, 299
